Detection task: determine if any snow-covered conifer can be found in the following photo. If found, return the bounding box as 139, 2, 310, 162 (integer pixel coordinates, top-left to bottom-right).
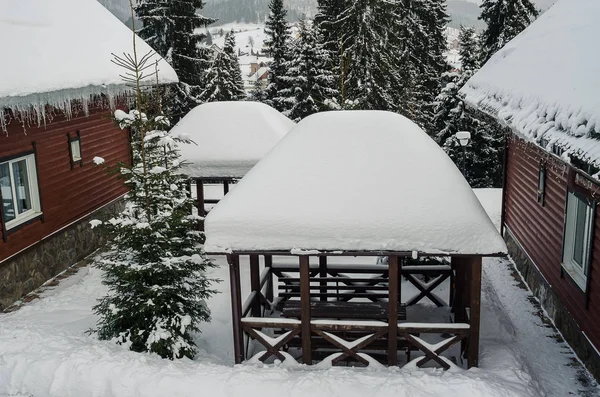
223, 31, 247, 100
135, 0, 215, 120
479, 0, 538, 63
432, 26, 504, 187
263, 0, 291, 112
278, 19, 338, 121
92, 48, 216, 360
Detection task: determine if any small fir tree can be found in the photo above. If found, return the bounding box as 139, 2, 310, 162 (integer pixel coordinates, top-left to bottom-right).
279, 19, 338, 121
249, 78, 268, 103
479, 0, 538, 63
92, 35, 216, 359
264, 0, 291, 112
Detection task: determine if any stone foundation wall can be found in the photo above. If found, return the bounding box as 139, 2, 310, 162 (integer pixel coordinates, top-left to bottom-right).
0, 198, 124, 311
505, 228, 600, 381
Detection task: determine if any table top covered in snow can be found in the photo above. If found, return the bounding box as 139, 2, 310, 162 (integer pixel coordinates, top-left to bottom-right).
174, 101, 295, 178
204, 111, 507, 256
461, 0, 600, 166
0, 0, 178, 112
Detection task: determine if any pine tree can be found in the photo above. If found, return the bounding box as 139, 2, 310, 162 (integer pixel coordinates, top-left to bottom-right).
264, 0, 291, 112
315, 0, 347, 100
432, 26, 504, 187
401, 0, 450, 130
135, 0, 215, 120
338, 0, 405, 111
249, 78, 268, 103
279, 19, 338, 121
479, 0, 538, 63
92, 49, 216, 360
223, 30, 247, 100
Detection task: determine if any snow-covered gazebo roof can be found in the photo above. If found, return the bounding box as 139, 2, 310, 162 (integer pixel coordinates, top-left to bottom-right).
174, 101, 295, 179
460, 0, 600, 166
0, 0, 178, 130
204, 111, 507, 255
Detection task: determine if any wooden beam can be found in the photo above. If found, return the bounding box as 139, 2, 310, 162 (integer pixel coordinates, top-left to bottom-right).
249, 255, 261, 317
467, 256, 482, 368
196, 179, 205, 231
319, 256, 327, 302
299, 256, 312, 365
264, 255, 273, 302
388, 255, 399, 366
224, 181, 230, 194
228, 254, 244, 364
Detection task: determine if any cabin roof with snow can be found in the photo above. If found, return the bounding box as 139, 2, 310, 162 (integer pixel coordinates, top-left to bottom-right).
174, 101, 295, 179
0, 0, 178, 129
460, 0, 600, 167
204, 111, 507, 255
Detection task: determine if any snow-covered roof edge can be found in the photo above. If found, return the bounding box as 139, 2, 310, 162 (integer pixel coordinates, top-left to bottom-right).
0, 84, 134, 132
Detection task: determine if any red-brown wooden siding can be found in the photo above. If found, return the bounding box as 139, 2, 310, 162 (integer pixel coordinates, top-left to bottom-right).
505, 136, 600, 350
0, 107, 130, 261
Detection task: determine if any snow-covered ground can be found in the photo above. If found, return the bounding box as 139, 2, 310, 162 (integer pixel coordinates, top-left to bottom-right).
0, 189, 598, 397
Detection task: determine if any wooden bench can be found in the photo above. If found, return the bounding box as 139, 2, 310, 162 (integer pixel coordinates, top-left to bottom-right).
281, 300, 407, 321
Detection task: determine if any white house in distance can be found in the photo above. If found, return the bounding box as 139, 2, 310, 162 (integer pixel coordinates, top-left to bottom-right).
172, 101, 295, 216
204, 110, 507, 368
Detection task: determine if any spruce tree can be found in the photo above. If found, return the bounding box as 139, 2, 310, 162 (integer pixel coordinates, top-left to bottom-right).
92, 50, 216, 360
135, 0, 215, 120
315, 0, 347, 100
338, 0, 404, 111
401, 0, 449, 130
264, 0, 291, 112
249, 78, 268, 103
479, 0, 538, 63
223, 30, 247, 100
279, 19, 338, 121
432, 26, 504, 187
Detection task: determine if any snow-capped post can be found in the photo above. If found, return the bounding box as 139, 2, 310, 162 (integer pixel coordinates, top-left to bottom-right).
90, 0, 217, 360
456, 131, 471, 176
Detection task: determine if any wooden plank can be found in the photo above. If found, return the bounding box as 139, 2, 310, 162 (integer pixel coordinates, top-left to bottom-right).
279, 292, 388, 299
264, 255, 274, 302
319, 256, 328, 302
281, 300, 406, 320
228, 254, 244, 364
223, 181, 230, 194
196, 179, 205, 233
249, 254, 261, 317
468, 256, 482, 368
299, 256, 312, 365
388, 255, 399, 366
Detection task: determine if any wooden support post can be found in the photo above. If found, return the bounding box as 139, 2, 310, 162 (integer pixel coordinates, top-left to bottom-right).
319, 256, 328, 302
299, 256, 312, 365
224, 181, 230, 195
196, 179, 205, 232
451, 257, 467, 322
249, 255, 261, 317
264, 255, 273, 302
388, 255, 399, 366
467, 256, 482, 368
228, 254, 244, 364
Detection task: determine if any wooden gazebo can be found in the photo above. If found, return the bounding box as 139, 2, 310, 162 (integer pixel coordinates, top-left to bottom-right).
172, 101, 294, 217
204, 111, 507, 369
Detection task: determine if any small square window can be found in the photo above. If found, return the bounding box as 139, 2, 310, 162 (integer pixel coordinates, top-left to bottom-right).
562, 192, 594, 291
537, 165, 546, 206
68, 131, 82, 168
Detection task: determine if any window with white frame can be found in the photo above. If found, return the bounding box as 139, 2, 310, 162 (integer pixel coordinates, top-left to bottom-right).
68, 131, 82, 167
0, 153, 42, 230
562, 191, 594, 291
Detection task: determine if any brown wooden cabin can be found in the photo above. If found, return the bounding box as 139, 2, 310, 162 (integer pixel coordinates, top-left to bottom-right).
204, 111, 507, 369
0, 104, 130, 254
171, 101, 295, 219
460, 0, 600, 379
0, 0, 179, 310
